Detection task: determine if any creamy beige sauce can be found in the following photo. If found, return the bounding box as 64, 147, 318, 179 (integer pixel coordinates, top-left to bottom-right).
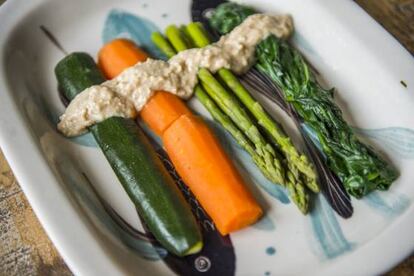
58, 14, 293, 136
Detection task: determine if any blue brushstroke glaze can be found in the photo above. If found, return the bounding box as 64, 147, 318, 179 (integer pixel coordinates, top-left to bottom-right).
253, 215, 276, 231
363, 191, 410, 219
103, 9, 166, 60
353, 127, 414, 159
54, 157, 166, 260
207, 120, 290, 204
69, 133, 98, 147
301, 124, 324, 154
265, 247, 276, 256
310, 196, 354, 259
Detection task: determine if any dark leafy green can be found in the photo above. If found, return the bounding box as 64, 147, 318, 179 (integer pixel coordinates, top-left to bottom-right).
209, 2, 255, 34
209, 2, 398, 198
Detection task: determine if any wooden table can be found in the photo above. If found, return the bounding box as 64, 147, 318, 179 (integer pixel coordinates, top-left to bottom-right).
0, 0, 413, 275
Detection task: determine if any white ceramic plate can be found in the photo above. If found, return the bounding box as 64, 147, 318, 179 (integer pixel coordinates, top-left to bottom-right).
1, 0, 414, 275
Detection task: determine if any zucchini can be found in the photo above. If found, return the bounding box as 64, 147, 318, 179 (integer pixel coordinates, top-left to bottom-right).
55, 52, 202, 256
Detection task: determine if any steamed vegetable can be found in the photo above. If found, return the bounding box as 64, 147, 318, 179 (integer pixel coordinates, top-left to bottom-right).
140, 91, 192, 136
163, 114, 263, 234
155, 26, 315, 213
98, 38, 149, 78
55, 52, 202, 256
98, 38, 263, 235
209, 2, 398, 197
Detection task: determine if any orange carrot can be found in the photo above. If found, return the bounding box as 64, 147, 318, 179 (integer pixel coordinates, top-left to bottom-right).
163, 115, 262, 234
140, 91, 192, 136
98, 38, 148, 79
98, 39, 263, 234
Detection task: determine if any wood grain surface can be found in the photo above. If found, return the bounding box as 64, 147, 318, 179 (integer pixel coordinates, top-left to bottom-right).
0, 0, 413, 275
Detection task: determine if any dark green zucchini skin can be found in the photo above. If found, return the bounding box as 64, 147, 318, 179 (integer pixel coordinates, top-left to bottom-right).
55, 52, 202, 256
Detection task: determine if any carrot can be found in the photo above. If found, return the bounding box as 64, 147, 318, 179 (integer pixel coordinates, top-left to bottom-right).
99, 38, 263, 235
140, 91, 192, 136
98, 38, 148, 79
163, 115, 263, 234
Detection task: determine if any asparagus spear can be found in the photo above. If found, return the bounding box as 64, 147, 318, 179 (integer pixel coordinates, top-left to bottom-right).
195, 85, 256, 157
195, 85, 280, 182
151, 32, 176, 58
165, 25, 188, 52
186, 23, 319, 193
179, 25, 197, 49
186, 22, 211, 48
157, 25, 313, 213
217, 69, 318, 189
200, 74, 285, 184
198, 69, 273, 155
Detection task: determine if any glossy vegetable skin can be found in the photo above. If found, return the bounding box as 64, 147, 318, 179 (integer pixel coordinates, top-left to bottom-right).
98, 38, 149, 79
140, 91, 192, 136
55, 52, 202, 256
98, 39, 263, 235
